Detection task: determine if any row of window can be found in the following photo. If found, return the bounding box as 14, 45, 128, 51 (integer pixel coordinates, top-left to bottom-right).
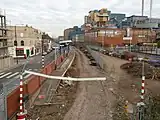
14, 40, 24, 46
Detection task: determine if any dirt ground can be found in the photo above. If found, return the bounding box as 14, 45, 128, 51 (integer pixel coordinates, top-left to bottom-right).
99, 53, 140, 103
27, 48, 116, 120
27, 47, 160, 120
98, 52, 160, 118
63, 49, 115, 120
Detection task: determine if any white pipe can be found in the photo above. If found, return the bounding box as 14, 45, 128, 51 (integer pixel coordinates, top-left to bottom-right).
24, 70, 106, 81
55, 48, 57, 65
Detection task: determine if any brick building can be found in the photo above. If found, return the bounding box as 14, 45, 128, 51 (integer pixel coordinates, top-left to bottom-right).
64, 28, 73, 40
85, 28, 156, 47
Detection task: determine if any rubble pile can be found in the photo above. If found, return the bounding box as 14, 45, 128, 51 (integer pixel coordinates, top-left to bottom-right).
121, 62, 160, 80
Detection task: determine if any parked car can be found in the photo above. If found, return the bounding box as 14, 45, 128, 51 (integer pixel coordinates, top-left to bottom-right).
123, 51, 137, 60
148, 59, 160, 67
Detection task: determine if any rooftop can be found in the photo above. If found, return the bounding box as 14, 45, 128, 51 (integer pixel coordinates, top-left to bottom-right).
127, 15, 148, 18
110, 13, 126, 15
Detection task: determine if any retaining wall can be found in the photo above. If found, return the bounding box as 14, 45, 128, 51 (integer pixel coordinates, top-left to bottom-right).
7, 54, 66, 119
87, 46, 104, 68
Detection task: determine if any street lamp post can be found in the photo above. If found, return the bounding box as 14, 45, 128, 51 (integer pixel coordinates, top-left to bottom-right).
66, 43, 69, 56
60, 45, 64, 55
15, 25, 18, 64
137, 57, 145, 120
41, 38, 44, 68
55, 47, 57, 69
52, 47, 58, 70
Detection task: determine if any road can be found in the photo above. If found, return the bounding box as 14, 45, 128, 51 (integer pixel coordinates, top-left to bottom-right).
0, 50, 58, 94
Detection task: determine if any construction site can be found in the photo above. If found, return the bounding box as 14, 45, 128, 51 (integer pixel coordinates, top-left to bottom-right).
7, 41, 158, 120
2, 0, 160, 120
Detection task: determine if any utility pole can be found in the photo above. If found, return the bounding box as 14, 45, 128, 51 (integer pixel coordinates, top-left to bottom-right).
150, 0, 153, 22
104, 30, 106, 50
15, 25, 18, 64
53, 47, 58, 69
137, 58, 145, 120
150, 0, 154, 51
142, 0, 144, 16
102, 30, 105, 50
41, 38, 44, 68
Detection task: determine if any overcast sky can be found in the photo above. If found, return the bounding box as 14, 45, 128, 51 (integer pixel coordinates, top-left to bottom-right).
0, 0, 160, 37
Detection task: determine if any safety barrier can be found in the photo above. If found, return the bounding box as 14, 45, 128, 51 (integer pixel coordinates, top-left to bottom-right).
7, 54, 66, 119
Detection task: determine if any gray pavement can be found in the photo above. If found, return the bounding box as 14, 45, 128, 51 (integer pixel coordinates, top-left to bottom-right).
0, 50, 59, 94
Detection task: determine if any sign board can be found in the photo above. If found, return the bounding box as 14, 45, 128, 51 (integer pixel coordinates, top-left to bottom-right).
123, 37, 132, 40
59, 40, 72, 44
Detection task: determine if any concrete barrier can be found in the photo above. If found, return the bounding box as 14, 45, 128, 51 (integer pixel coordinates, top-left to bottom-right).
87, 46, 112, 72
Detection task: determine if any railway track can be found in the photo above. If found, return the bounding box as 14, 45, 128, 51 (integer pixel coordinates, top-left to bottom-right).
76, 47, 113, 120
27, 52, 77, 119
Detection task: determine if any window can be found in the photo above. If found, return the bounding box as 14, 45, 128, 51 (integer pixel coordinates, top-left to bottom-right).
21, 40, 24, 46
14, 41, 17, 46
16, 50, 24, 56
124, 29, 127, 37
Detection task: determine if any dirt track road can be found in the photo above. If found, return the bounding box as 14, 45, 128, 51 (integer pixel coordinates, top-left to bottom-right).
64, 49, 115, 120
99, 53, 140, 103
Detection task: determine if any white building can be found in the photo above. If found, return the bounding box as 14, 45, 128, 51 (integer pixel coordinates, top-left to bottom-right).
7, 25, 42, 58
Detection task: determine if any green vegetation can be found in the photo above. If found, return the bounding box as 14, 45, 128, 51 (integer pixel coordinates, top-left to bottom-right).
144, 96, 160, 120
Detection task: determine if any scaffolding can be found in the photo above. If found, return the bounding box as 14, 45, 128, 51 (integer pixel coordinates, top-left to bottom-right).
0, 9, 8, 56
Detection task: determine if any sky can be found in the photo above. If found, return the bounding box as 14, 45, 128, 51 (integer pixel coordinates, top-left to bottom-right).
0, 0, 160, 37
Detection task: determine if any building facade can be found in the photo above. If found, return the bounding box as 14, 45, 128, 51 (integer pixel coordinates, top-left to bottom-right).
0, 12, 15, 71
108, 13, 126, 28
119, 15, 153, 28
68, 26, 84, 40
0, 13, 10, 57
84, 27, 156, 46
7, 25, 42, 58
87, 8, 109, 27
64, 28, 73, 40
58, 36, 64, 40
